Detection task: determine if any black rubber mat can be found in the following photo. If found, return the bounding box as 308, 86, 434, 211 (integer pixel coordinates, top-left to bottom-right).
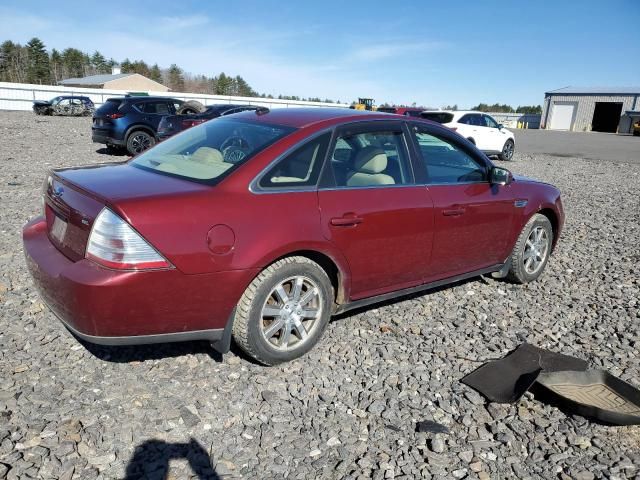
461, 343, 588, 403
461, 343, 640, 425
536, 370, 640, 425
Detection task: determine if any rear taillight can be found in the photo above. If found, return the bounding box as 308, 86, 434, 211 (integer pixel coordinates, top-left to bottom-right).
181, 119, 206, 128
86, 208, 172, 270
106, 112, 124, 119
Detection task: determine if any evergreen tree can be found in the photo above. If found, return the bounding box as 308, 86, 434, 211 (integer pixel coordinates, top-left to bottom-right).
167, 64, 184, 91
91, 51, 109, 74
215, 72, 232, 95
120, 58, 133, 73
149, 63, 162, 82
26, 37, 50, 84
61, 48, 86, 78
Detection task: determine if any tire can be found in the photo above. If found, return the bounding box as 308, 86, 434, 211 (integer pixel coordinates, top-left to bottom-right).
506, 213, 553, 284
126, 130, 155, 156
177, 100, 206, 115
232, 256, 333, 365
499, 139, 515, 161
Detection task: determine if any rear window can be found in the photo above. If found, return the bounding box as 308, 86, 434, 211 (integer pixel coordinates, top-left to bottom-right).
97, 99, 123, 114
420, 112, 455, 124
130, 118, 296, 184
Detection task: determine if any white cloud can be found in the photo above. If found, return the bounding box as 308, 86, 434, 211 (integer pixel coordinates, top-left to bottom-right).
349, 41, 448, 62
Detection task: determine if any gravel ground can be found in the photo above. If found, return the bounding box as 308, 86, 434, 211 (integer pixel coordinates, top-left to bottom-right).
1, 111, 639, 480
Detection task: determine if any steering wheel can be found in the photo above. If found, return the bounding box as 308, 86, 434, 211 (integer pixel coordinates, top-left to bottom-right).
221, 136, 251, 163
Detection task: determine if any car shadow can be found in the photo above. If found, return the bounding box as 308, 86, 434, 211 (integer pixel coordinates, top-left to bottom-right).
77, 337, 224, 364
123, 438, 220, 480
95, 147, 129, 157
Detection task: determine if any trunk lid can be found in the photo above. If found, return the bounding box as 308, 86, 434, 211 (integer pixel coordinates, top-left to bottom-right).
45, 162, 211, 261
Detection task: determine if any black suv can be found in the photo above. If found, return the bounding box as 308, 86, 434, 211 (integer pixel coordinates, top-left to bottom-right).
92, 96, 184, 155
157, 104, 259, 140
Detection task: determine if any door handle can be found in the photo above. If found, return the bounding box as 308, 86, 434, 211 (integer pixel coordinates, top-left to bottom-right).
442, 208, 466, 216
330, 213, 363, 226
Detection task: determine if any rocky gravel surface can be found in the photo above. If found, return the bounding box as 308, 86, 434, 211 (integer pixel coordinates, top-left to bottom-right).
1, 111, 639, 479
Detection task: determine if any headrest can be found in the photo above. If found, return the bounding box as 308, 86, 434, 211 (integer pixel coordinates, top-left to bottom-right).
353, 146, 387, 174
191, 147, 224, 165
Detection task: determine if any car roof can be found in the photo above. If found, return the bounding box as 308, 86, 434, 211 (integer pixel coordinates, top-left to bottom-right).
230, 107, 403, 128
106, 96, 180, 102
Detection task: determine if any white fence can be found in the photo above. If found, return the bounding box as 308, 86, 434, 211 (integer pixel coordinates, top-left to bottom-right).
0, 81, 349, 111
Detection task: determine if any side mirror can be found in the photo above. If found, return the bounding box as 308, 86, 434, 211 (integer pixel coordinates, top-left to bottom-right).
490, 166, 512, 185
497, 123, 504, 130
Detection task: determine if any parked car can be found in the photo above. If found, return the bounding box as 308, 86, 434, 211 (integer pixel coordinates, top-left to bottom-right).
377, 106, 424, 117
421, 110, 516, 160
157, 104, 260, 140
91, 96, 185, 155
24, 108, 563, 365
33, 96, 95, 116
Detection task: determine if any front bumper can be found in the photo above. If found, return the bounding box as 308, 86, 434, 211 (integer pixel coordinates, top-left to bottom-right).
23, 217, 255, 345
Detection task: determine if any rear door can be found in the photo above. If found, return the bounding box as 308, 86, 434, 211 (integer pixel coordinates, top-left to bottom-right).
317, 121, 435, 300
135, 100, 175, 131
409, 123, 514, 280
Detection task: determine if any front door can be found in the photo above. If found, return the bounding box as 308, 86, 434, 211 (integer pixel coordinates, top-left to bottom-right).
410, 124, 514, 280
318, 122, 435, 300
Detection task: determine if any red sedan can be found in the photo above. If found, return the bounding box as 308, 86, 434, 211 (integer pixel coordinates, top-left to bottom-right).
23, 108, 564, 365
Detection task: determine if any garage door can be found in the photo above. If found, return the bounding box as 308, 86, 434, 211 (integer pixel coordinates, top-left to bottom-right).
549, 103, 575, 130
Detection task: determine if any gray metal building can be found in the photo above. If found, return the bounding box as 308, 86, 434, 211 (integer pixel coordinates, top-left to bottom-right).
541, 86, 640, 134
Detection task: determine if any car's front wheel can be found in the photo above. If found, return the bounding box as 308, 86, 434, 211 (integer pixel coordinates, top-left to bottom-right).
506, 213, 553, 284
232, 256, 333, 365
499, 139, 515, 161
126, 131, 155, 156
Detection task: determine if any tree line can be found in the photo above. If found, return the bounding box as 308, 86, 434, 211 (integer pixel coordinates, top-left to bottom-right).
0, 37, 338, 102
471, 103, 542, 114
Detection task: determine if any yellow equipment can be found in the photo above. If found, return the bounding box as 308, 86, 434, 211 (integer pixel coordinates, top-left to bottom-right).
350, 98, 376, 111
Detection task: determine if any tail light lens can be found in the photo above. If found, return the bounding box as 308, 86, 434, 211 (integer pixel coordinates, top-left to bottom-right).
107, 112, 124, 119
86, 208, 172, 270
181, 119, 206, 129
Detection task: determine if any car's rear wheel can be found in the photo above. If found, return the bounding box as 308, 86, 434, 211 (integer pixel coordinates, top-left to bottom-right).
232, 256, 333, 365
506, 213, 553, 284
126, 131, 155, 156
499, 139, 515, 161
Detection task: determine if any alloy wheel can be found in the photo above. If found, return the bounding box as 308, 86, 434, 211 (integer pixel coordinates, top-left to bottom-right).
503, 141, 514, 160
260, 276, 323, 351
523, 226, 549, 274
131, 133, 152, 153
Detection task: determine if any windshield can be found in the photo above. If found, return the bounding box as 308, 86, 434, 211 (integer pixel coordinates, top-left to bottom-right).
131, 118, 296, 184
50, 96, 63, 105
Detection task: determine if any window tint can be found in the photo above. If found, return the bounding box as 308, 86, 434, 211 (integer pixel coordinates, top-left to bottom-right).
420, 112, 454, 124
483, 115, 499, 128
259, 133, 330, 188
327, 129, 412, 187
413, 129, 487, 184
135, 101, 171, 114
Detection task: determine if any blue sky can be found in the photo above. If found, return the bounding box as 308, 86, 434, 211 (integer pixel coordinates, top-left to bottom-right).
1, 0, 638, 107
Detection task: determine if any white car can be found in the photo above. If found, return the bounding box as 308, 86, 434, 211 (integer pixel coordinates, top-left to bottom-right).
421, 110, 515, 160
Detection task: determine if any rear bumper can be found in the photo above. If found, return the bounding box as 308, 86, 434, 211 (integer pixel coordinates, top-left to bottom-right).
92, 129, 125, 146
23, 217, 256, 345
